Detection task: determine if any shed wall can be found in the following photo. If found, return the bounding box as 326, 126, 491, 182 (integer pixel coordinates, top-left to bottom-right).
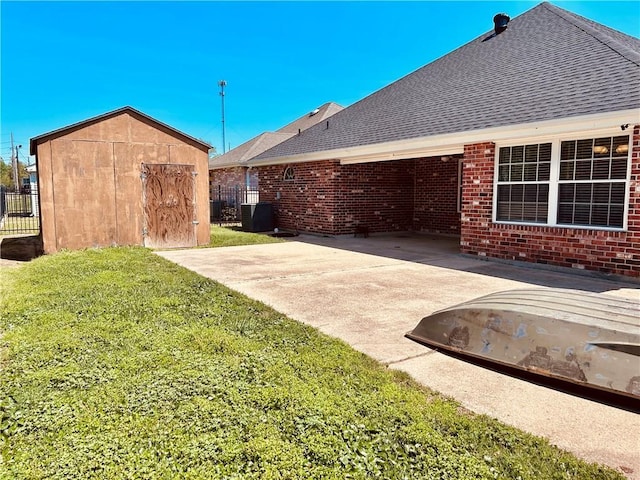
37, 112, 209, 253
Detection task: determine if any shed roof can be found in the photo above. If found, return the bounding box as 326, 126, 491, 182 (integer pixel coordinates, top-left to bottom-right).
253, 2, 640, 164
30, 106, 211, 155
209, 102, 343, 169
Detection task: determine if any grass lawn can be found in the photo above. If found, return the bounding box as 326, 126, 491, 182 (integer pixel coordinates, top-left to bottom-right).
0, 245, 624, 479
208, 225, 284, 248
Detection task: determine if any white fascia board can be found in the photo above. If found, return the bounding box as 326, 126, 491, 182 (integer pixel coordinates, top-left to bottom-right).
340, 144, 465, 164
247, 109, 640, 167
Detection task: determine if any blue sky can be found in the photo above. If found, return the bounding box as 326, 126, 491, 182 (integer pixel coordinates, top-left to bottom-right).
1, 1, 639, 164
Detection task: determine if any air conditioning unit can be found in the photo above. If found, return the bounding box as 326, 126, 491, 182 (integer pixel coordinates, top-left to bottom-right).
241, 202, 273, 232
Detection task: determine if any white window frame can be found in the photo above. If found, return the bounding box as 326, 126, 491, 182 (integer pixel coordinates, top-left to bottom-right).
493, 129, 632, 231
283, 166, 295, 181
457, 157, 464, 213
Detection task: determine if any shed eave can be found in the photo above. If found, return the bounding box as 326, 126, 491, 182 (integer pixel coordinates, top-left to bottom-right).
30, 106, 212, 155
248, 109, 640, 166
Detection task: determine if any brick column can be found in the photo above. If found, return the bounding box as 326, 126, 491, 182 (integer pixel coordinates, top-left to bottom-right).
460, 142, 495, 257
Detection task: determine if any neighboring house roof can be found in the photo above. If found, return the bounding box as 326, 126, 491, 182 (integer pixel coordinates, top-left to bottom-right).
30, 106, 211, 155
209, 132, 292, 167
276, 101, 344, 134
209, 102, 343, 169
252, 2, 640, 165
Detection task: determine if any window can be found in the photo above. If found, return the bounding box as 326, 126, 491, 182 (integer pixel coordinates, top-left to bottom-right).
494, 135, 630, 229
557, 136, 628, 228
283, 166, 294, 181
496, 143, 551, 223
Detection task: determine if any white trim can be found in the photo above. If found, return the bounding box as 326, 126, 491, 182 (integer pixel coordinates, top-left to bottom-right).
247, 109, 639, 166
457, 158, 464, 214
340, 145, 464, 165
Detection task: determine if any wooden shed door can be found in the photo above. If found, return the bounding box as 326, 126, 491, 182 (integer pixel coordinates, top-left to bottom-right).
141, 163, 196, 248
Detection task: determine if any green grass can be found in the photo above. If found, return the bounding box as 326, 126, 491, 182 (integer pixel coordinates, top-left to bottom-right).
0, 247, 624, 479
208, 225, 284, 248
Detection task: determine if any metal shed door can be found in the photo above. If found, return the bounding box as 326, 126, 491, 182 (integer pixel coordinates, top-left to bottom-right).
141, 163, 196, 248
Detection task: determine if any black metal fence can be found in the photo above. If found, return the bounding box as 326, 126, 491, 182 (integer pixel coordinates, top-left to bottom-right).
209, 185, 259, 224
0, 186, 40, 235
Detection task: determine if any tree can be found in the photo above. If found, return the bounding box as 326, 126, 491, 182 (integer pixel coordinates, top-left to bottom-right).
0, 158, 28, 190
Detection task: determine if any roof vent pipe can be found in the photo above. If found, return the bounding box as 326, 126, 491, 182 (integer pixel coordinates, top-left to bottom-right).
493, 13, 510, 34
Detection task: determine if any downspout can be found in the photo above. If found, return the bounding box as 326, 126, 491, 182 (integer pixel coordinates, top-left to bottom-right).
245, 166, 251, 188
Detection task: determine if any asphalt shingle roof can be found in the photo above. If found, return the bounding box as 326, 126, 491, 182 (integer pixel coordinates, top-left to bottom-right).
254, 2, 640, 162
209, 102, 343, 168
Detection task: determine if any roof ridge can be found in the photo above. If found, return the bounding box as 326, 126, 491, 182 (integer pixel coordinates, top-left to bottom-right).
242, 132, 292, 162
541, 2, 640, 67
275, 102, 343, 133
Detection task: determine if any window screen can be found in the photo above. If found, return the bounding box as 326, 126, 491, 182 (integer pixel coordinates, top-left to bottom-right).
496, 143, 551, 223
557, 136, 628, 228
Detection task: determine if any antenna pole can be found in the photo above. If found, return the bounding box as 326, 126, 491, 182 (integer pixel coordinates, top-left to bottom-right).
218, 80, 227, 153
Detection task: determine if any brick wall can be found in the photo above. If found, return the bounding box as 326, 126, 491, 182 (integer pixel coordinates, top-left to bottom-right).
258, 160, 342, 234
460, 126, 640, 278
257, 156, 461, 235
209, 167, 245, 191
337, 161, 415, 234
209, 167, 259, 191
413, 155, 462, 235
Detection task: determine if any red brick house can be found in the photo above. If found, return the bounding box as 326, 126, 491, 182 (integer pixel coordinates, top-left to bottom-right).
247, 3, 640, 279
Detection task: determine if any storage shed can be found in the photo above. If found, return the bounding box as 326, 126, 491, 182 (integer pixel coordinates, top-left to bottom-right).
30, 106, 211, 253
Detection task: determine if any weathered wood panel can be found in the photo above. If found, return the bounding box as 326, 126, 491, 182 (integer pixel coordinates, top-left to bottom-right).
169, 144, 210, 245
37, 141, 57, 253
142, 163, 196, 248
50, 139, 117, 250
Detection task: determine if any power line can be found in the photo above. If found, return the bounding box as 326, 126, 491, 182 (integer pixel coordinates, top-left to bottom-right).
19, 150, 33, 163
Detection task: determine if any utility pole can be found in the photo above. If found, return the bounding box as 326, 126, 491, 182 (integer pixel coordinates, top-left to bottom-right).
218, 80, 227, 153
10, 132, 20, 191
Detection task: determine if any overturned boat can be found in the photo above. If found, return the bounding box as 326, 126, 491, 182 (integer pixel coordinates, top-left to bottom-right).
406, 288, 640, 399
